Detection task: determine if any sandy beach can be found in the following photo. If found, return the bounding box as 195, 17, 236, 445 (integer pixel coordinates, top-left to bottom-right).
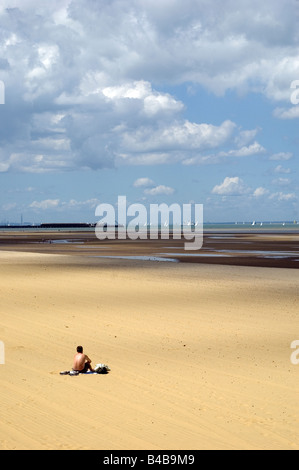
0, 235, 298, 450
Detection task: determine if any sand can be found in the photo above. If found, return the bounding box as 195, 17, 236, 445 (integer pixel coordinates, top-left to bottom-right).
0, 249, 298, 450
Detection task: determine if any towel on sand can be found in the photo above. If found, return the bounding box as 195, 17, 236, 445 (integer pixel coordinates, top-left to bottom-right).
60, 364, 111, 376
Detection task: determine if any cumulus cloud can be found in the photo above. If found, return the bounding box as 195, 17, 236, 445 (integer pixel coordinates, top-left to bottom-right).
102, 80, 184, 117
218, 141, 266, 158
29, 197, 100, 211
273, 106, 299, 119
272, 177, 291, 186
274, 165, 291, 174
133, 177, 155, 188
269, 152, 293, 161
0, 0, 297, 174
269, 192, 297, 201
144, 185, 175, 196
212, 177, 250, 196
121, 120, 236, 154
133, 177, 175, 197
253, 187, 269, 197
119, 152, 173, 166
234, 129, 260, 147
178, 130, 266, 165
0, 161, 9, 172
30, 199, 60, 210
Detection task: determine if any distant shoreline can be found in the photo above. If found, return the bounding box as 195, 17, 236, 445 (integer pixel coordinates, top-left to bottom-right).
0, 221, 299, 233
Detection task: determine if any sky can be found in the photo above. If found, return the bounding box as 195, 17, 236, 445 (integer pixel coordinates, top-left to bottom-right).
0, 0, 298, 224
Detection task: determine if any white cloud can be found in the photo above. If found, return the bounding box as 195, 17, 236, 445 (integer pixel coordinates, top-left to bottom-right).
272, 177, 291, 186
133, 177, 155, 188
121, 120, 236, 154
7, 153, 73, 173
269, 192, 297, 201
119, 152, 174, 166
234, 129, 259, 147
212, 177, 250, 196
269, 152, 293, 161
219, 141, 266, 158
102, 80, 184, 117
0, 162, 9, 172
30, 199, 60, 210
28, 197, 100, 211
0, 0, 297, 175
182, 154, 215, 165
62, 198, 100, 209
273, 106, 299, 119
274, 165, 291, 174
182, 129, 266, 165
144, 185, 175, 196
253, 187, 269, 197
2, 2, 298, 99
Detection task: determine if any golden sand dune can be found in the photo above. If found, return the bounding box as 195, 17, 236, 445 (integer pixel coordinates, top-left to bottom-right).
0, 250, 298, 450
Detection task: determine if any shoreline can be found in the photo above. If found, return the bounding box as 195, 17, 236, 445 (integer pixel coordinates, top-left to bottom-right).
0, 229, 299, 269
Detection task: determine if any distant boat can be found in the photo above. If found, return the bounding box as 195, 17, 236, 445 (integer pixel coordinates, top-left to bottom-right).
252, 221, 256, 226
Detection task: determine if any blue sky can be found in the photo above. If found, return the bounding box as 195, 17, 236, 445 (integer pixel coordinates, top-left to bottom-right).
0, 0, 298, 224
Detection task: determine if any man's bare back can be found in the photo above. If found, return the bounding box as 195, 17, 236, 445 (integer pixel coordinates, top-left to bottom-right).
73, 346, 94, 372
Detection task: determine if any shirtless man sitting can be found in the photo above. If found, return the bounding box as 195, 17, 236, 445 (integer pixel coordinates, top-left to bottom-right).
72, 345, 95, 373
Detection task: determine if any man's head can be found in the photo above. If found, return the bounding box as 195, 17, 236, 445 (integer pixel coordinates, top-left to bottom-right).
77, 345, 83, 353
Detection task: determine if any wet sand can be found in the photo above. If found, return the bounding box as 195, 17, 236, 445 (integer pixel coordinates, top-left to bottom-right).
0, 231, 298, 449
1, 229, 299, 268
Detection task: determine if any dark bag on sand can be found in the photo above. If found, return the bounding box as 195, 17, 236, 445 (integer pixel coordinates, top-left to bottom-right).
95, 364, 109, 374
99, 367, 108, 374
